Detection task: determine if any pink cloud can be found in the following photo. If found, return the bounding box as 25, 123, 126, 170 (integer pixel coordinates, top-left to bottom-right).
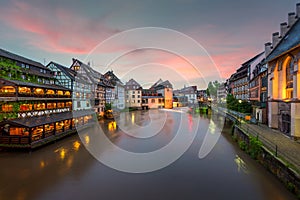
0, 1, 120, 54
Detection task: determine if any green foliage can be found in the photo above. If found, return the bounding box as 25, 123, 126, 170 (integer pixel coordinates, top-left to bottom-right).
248, 135, 263, 159
226, 94, 252, 114
239, 141, 247, 151
232, 134, 238, 142
286, 182, 296, 193
105, 103, 112, 111
206, 80, 220, 98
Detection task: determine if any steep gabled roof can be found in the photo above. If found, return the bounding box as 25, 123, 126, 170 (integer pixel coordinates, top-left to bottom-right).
104, 70, 123, 85
267, 18, 300, 61
47, 61, 76, 81
150, 78, 163, 89
0, 48, 47, 70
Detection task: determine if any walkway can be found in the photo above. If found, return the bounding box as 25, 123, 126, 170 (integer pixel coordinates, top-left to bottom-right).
216, 107, 300, 172
239, 122, 300, 172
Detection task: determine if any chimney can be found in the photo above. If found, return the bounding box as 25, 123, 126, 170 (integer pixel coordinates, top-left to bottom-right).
297, 3, 300, 18
265, 42, 272, 56
288, 12, 296, 27
280, 22, 288, 37
272, 32, 280, 47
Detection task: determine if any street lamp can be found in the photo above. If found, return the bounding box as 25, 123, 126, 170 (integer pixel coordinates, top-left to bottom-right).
238, 99, 242, 124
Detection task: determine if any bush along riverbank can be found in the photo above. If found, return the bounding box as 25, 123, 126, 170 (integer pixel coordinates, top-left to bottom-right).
230, 123, 300, 199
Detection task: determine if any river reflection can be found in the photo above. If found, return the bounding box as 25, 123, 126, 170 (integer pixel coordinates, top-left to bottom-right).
0, 109, 297, 200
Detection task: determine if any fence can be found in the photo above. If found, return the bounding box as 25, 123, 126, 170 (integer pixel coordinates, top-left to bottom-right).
215, 107, 300, 171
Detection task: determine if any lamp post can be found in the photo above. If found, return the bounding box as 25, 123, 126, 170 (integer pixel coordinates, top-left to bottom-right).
238, 99, 242, 124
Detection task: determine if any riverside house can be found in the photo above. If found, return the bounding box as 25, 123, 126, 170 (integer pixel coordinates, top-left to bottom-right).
0, 49, 95, 149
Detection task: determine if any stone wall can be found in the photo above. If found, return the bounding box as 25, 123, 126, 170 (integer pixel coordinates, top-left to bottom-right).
232, 126, 300, 197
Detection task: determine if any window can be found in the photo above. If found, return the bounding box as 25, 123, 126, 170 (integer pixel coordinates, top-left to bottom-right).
77, 101, 81, 108
20, 104, 32, 111
132, 95, 135, 98
1, 86, 16, 93
137, 100, 140, 103
34, 103, 46, 110
66, 102, 72, 108
57, 90, 64, 95
138, 95, 140, 98
151, 99, 155, 103
57, 102, 65, 108
34, 88, 44, 95
47, 103, 56, 109
133, 91, 135, 94
1, 104, 13, 112
286, 58, 294, 98
46, 89, 55, 95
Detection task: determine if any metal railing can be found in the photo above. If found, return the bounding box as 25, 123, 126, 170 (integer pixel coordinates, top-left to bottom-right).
215, 107, 300, 171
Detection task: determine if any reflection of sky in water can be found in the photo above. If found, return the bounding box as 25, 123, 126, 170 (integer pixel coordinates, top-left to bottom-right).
0, 111, 297, 200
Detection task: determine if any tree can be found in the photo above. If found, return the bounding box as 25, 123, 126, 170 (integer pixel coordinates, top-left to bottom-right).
226, 94, 252, 114
206, 80, 221, 98
105, 103, 112, 111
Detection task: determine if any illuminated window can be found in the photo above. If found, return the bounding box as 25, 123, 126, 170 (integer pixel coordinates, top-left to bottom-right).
32, 126, 43, 141
64, 91, 71, 96
57, 90, 63, 95
34, 103, 46, 110
57, 102, 64, 108
74, 65, 80, 71
47, 103, 56, 109
286, 59, 294, 87
9, 127, 27, 136
34, 88, 44, 94
66, 102, 72, 108
2, 104, 13, 112
20, 104, 33, 111
46, 89, 55, 95
1, 86, 16, 93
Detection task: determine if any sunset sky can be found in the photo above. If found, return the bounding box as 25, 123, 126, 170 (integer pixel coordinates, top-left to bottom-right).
0, 0, 298, 89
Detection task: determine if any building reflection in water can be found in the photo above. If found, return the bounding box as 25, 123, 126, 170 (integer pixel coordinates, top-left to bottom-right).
234, 155, 248, 174
84, 135, 90, 145
40, 161, 46, 169
73, 140, 81, 151
60, 148, 66, 160
131, 113, 135, 125
108, 121, 117, 132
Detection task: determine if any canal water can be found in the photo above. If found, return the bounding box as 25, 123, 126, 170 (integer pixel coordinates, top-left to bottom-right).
0, 109, 297, 200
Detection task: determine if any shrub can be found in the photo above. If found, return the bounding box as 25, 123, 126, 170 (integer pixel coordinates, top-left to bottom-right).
248, 135, 263, 159
239, 141, 247, 151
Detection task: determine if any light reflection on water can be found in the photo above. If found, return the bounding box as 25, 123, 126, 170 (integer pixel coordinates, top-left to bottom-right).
234, 155, 249, 174
0, 110, 297, 200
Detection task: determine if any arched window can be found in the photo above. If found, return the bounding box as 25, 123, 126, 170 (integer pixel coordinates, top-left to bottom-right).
286, 58, 294, 98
